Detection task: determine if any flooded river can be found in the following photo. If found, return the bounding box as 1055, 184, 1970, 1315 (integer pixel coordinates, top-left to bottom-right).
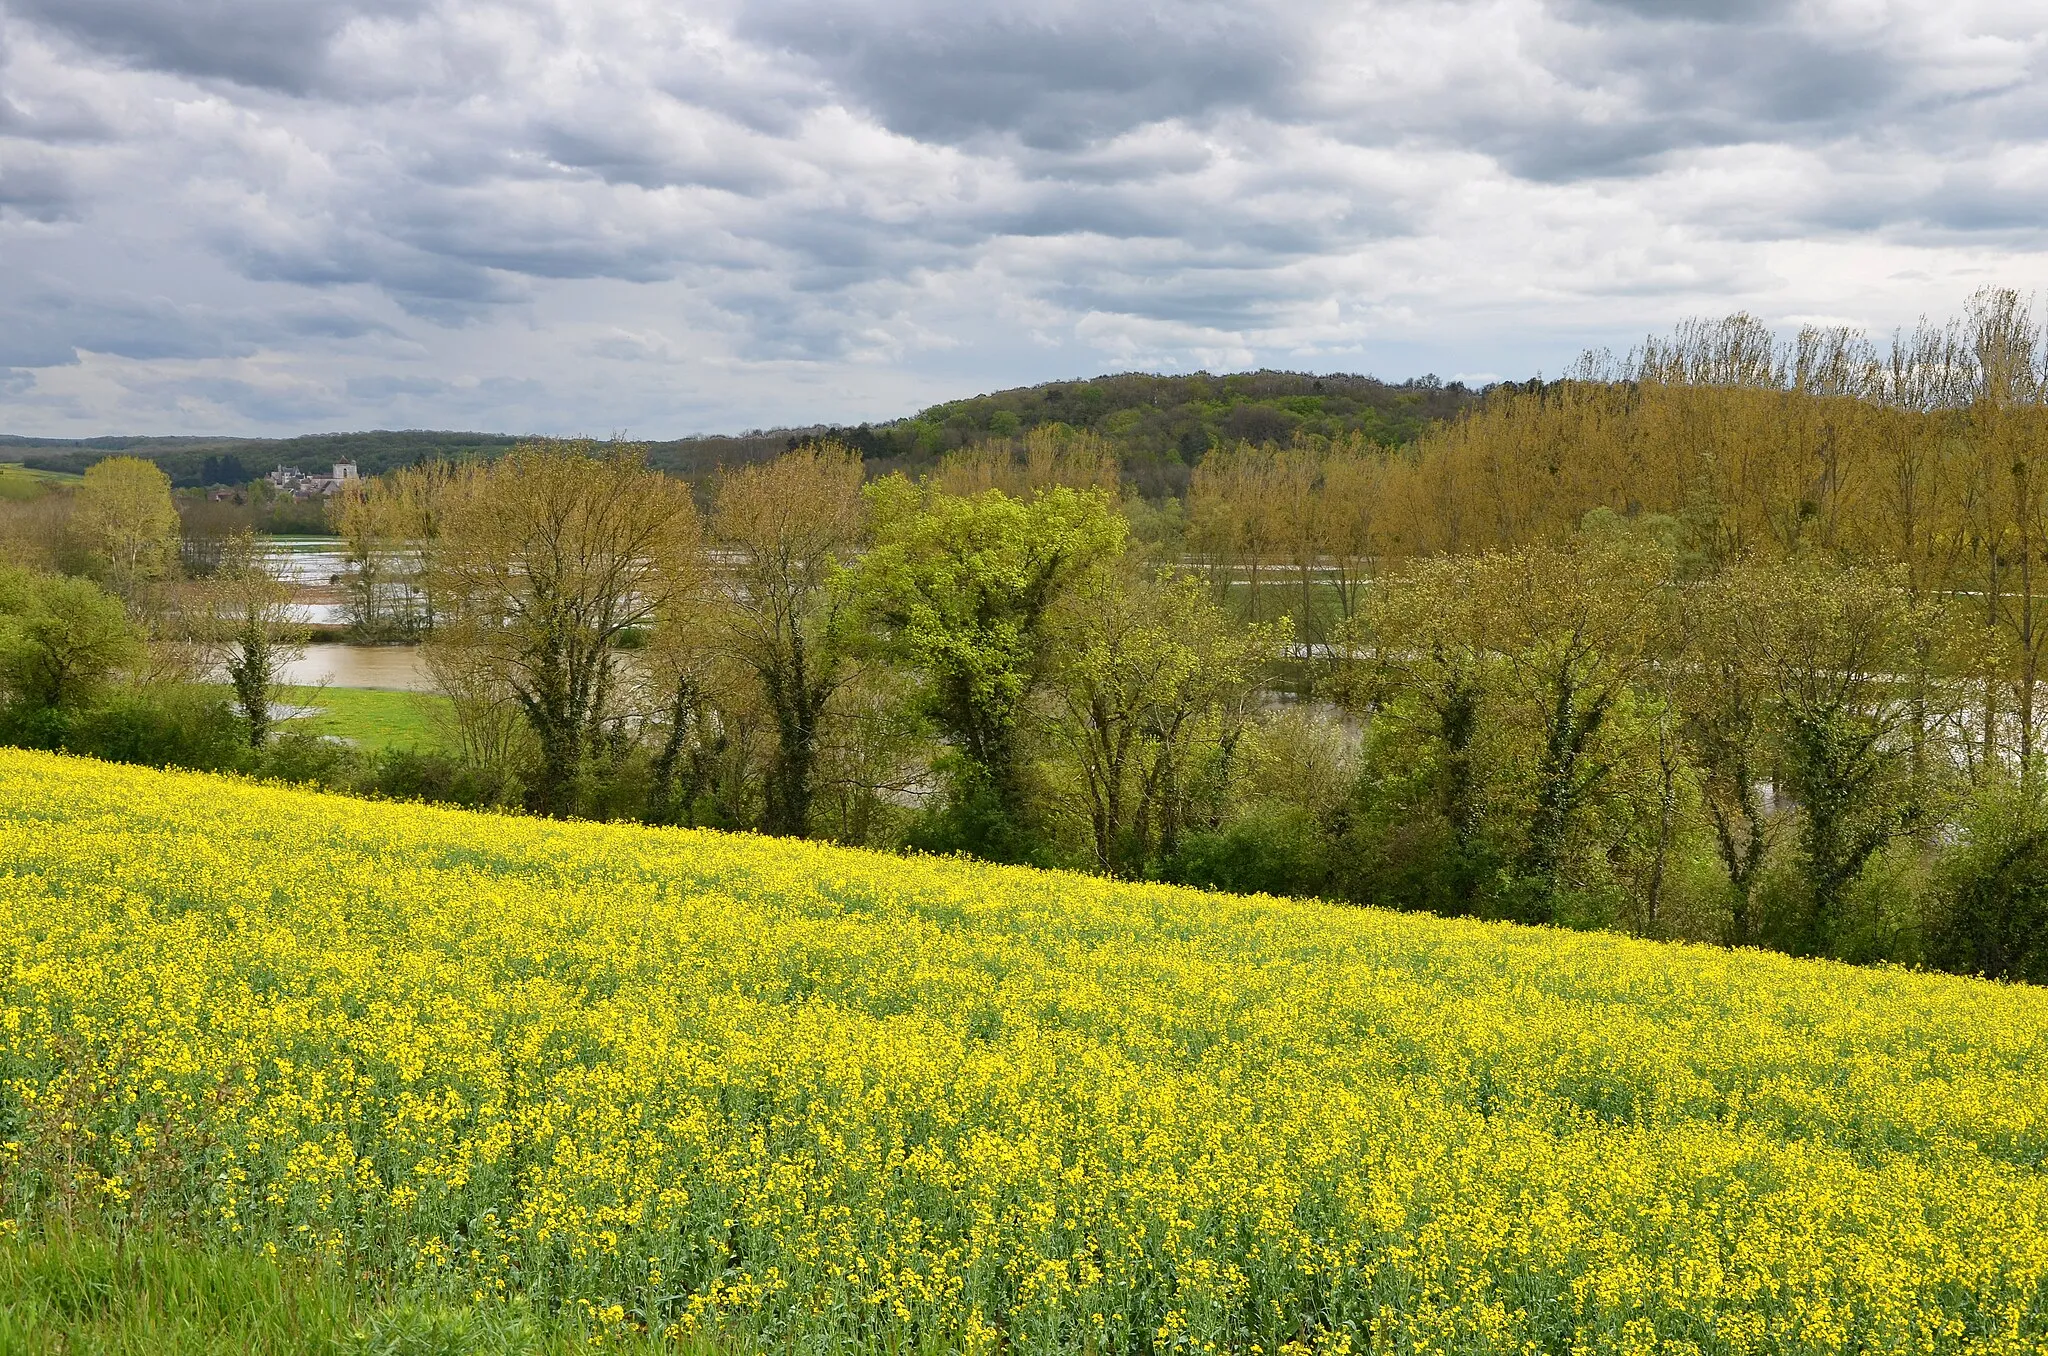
278, 644, 433, 692
257, 538, 435, 691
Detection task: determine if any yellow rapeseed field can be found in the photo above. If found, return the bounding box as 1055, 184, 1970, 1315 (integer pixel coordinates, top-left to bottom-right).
2, 749, 2046, 1353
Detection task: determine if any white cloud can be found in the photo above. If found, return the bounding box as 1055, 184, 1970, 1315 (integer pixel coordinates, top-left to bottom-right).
1, 0, 2046, 435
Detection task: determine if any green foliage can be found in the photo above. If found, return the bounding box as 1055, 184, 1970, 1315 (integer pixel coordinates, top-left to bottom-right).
1727, 559, 1956, 953
0, 567, 141, 711
72, 456, 181, 597
899, 752, 1044, 865
855, 480, 1127, 855
1165, 803, 1329, 898
1927, 787, 2048, 984
791, 372, 1479, 497
1340, 694, 1502, 918
62, 688, 252, 772
1044, 569, 1286, 875
910, 371, 1473, 460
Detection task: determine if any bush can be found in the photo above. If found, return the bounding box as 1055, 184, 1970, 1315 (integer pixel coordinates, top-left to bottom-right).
366, 747, 522, 810
0, 568, 139, 711
256, 731, 364, 789
1165, 803, 1329, 898
1926, 789, 2048, 984
0, 687, 249, 773
902, 760, 1042, 865
66, 688, 251, 773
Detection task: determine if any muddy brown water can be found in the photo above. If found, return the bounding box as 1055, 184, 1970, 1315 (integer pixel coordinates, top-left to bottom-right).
277, 644, 434, 692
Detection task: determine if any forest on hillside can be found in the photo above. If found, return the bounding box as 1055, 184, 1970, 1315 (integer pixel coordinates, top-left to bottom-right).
6, 370, 1480, 494
4, 430, 524, 487
798, 370, 1478, 494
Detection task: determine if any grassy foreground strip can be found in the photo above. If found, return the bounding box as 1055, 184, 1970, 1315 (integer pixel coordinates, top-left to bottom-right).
0, 1228, 696, 1354
1, 750, 2045, 1353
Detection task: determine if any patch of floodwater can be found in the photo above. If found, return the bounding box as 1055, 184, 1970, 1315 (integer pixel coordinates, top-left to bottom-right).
259, 537, 351, 587
278, 644, 433, 692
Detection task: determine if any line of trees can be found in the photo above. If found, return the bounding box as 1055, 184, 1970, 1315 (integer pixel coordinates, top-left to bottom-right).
334, 436, 1273, 872
322, 288, 2048, 983
6, 289, 2048, 984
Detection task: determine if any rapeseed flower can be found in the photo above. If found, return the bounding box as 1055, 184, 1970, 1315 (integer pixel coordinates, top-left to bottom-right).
1, 748, 2044, 1352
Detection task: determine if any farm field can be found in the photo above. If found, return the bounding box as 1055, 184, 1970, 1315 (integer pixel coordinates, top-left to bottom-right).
1, 749, 2046, 1353
0, 462, 79, 501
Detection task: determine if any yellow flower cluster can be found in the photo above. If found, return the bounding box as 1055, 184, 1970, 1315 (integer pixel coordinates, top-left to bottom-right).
2, 747, 2046, 1353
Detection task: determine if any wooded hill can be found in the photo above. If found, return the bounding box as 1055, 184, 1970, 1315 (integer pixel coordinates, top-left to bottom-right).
1, 431, 523, 488
3, 370, 1481, 492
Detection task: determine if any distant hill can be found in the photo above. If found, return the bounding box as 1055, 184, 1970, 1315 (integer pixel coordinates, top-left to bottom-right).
3, 369, 1488, 493
0, 431, 525, 488
786, 370, 1480, 496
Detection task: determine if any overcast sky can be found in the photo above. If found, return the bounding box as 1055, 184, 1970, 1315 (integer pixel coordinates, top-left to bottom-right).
2, 0, 2045, 437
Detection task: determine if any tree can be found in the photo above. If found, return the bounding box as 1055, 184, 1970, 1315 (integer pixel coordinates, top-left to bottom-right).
420, 441, 701, 816
72, 457, 179, 600
707, 444, 866, 837
203, 532, 303, 748
422, 637, 533, 803
856, 479, 1127, 857
1469, 535, 1673, 923
0, 491, 74, 573
935, 426, 1119, 500
1046, 568, 1285, 875
1959, 290, 2048, 779
1926, 786, 2048, 985
1742, 559, 1958, 953
334, 466, 441, 640
1672, 569, 1779, 946
634, 590, 727, 827
1187, 443, 1281, 619
1317, 437, 1389, 624
1339, 553, 1497, 915
0, 567, 140, 711
1349, 533, 1674, 924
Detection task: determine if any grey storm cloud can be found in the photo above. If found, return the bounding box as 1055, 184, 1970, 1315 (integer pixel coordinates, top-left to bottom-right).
0, 282, 389, 367
0, 150, 74, 220
7, 0, 423, 94
736, 0, 1308, 150
0, 0, 2045, 436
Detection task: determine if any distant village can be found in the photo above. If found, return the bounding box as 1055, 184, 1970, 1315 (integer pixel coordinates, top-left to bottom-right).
210, 461, 361, 502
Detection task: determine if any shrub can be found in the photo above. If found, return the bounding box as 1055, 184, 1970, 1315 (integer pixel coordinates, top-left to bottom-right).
1926, 788, 2048, 984
1165, 802, 1329, 898
64, 688, 250, 773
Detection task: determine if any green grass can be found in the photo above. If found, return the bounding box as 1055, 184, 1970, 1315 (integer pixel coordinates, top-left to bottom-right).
0, 1228, 700, 1355
278, 686, 452, 752
206, 684, 455, 752
0, 461, 82, 482
0, 463, 79, 502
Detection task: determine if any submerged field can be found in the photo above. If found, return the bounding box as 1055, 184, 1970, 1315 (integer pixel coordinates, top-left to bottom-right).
1, 750, 2045, 1353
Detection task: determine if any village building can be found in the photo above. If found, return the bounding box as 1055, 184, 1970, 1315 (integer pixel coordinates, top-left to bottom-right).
265, 462, 361, 498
